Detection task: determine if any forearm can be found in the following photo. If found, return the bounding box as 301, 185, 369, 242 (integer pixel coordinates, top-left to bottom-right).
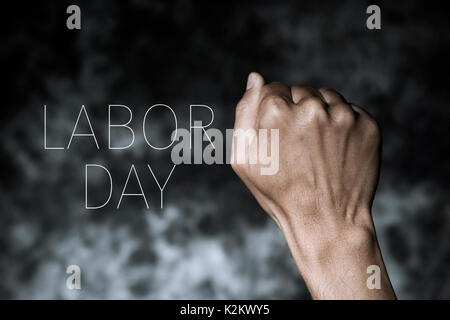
278, 208, 396, 300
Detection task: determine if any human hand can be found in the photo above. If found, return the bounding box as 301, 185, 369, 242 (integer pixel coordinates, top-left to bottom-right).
231, 72, 395, 299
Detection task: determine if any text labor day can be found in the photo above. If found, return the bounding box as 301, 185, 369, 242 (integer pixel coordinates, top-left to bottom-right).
43, 104, 279, 210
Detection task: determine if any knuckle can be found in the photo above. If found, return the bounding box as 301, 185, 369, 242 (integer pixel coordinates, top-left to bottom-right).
261, 95, 289, 111
318, 87, 335, 95
298, 97, 328, 122
261, 82, 287, 95
259, 110, 281, 129
330, 103, 356, 126
270, 81, 285, 88
293, 85, 316, 94
365, 117, 381, 138
300, 96, 325, 109
319, 87, 343, 97
259, 95, 289, 128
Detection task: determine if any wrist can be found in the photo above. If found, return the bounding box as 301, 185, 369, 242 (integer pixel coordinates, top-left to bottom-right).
286, 219, 378, 269
275, 207, 395, 299
276, 205, 376, 261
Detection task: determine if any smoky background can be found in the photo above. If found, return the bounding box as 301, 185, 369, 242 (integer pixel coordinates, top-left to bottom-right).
1, 0, 450, 299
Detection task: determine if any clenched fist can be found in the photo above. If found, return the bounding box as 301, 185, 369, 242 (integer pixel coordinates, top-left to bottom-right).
231, 72, 396, 300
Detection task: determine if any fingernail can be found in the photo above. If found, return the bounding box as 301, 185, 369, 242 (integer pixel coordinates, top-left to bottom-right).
246, 73, 256, 90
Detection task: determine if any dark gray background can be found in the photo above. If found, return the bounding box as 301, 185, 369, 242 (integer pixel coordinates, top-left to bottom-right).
1, 0, 450, 299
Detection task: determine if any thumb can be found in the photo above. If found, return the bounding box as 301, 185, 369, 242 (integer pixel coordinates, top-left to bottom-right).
234, 72, 265, 130
245, 72, 265, 98
246, 72, 265, 91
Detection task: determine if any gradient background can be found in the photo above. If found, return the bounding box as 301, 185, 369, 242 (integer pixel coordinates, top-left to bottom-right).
1, 0, 450, 299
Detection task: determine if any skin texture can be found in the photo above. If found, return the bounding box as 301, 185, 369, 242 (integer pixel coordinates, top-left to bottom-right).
231, 72, 396, 300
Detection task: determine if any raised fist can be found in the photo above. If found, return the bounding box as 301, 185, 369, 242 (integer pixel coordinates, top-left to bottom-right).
231, 72, 396, 300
